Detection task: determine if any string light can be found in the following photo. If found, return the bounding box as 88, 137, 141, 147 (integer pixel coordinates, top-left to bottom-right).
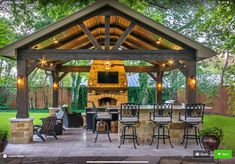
168, 60, 174, 65
156, 40, 161, 45
39, 58, 47, 66
53, 38, 58, 44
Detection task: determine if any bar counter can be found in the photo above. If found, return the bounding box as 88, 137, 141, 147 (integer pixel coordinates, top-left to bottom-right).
117, 105, 210, 144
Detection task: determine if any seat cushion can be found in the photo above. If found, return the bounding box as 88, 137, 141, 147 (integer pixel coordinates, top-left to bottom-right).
97, 112, 111, 120
152, 117, 171, 123
120, 117, 138, 123
180, 116, 202, 123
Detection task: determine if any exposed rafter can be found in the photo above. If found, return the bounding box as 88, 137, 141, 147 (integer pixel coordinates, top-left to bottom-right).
79, 23, 102, 49
112, 22, 136, 50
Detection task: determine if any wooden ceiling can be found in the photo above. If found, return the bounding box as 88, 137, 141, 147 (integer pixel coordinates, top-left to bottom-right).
32, 16, 183, 51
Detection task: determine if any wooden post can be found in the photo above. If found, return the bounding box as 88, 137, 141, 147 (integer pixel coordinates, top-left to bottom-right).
16, 59, 29, 118
185, 61, 196, 104
52, 70, 59, 107
157, 70, 163, 104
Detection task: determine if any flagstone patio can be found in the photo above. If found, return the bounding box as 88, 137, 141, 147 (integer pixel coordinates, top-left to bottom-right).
5, 128, 203, 157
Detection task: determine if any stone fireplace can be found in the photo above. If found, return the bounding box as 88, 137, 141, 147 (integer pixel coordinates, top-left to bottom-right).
87, 60, 128, 107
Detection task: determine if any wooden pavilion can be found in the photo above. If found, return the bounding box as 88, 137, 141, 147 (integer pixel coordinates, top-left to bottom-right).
0, 0, 215, 143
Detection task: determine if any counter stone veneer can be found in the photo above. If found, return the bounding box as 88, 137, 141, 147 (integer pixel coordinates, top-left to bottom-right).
10, 118, 34, 144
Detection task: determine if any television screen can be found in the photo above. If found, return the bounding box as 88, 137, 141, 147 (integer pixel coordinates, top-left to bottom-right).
98, 71, 118, 83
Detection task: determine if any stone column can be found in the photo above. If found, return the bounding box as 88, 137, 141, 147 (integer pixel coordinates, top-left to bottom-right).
48, 107, 60, 117
10, 118, 34, 144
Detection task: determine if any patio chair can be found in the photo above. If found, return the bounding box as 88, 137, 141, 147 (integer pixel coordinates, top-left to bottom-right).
149, 103, 174, 149
61, 106, 83, 128
33, 116, 58, 142
179, 103, 205, 148
118, 103, 140, 149
55, 108, 65, 135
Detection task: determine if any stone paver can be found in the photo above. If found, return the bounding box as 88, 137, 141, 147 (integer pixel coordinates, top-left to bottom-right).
1, 128, 233, 163
4, 128, 203, 157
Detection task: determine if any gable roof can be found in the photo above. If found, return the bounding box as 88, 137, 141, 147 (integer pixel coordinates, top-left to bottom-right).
0, 0, 216, 60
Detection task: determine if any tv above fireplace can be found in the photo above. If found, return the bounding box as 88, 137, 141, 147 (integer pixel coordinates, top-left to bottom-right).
98, 71, 119, 84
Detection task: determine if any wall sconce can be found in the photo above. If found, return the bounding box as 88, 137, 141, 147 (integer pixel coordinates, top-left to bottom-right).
190, 76, 196, 88
104, 61, 111, 72
17, 76, 24, 86
157, 83, 162, 90
53, 82, 59, 89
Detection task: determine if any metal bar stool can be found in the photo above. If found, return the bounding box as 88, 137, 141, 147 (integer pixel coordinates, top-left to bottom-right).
118, 103, 140, 149
94, 108, 112, 143
179, 103, 205, 148
149, 103, 174, 149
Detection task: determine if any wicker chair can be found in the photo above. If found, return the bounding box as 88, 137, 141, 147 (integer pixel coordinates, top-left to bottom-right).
33, 116, 58, 142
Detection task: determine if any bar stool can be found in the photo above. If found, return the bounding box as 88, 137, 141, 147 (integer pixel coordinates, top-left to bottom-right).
118, 103, 140, 149
94, 108, 112, 143
149, 103, 174, 149
179, 103, 205, 148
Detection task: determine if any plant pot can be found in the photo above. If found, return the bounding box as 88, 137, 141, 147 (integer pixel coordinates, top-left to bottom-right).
201, 135, 220, 151
0, 138, 8, 153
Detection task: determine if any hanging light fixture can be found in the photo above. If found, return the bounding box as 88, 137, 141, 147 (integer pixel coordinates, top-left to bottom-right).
104, 61, 112, 72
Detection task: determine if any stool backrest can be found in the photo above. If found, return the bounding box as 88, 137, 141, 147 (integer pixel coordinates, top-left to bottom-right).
153, 103, 173, 120
185, 103, 205, 120
120, 103, 140, 120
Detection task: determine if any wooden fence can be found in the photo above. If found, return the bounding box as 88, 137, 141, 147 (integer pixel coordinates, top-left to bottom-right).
0, 87, 72, 109
178, 86, 235, 116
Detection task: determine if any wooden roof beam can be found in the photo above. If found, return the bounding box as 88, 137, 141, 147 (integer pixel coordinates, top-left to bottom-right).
105, 15, 110, 50
112, 22, 136, 50
58, 66, 157, 73
79, 23, 102, 49
18, 49, 196, 61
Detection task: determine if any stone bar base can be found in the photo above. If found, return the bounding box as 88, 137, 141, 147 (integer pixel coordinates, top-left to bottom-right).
10, 118, 34, 144
49, 107, 60, 116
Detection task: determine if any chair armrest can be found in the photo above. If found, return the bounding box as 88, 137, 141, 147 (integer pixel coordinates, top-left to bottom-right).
33, 125, 42, 128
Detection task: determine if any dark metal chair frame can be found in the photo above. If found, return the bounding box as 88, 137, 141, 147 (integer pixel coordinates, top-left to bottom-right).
179, 103, 205, 148
118, 103, 140, 149
94, 107, 112, 143
33, 116, 58, 142
149, 103, 174, 149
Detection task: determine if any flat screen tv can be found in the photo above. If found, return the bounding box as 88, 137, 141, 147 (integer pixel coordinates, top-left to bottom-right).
98, 71, 118, 84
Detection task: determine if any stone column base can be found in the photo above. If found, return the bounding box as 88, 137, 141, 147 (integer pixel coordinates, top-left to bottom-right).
48, 107, 60, 117
10, 118, 34, 144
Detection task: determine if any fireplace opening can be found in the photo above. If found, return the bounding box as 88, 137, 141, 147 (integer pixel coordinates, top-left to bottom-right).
98, 97, 117, 107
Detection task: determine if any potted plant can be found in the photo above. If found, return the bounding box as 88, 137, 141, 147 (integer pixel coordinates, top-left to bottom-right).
199, 127, 223, 151
0, 129, 8, 153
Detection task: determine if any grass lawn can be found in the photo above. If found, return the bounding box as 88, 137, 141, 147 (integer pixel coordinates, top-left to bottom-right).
0, 112, 49, 133
203, 114, 235, 153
